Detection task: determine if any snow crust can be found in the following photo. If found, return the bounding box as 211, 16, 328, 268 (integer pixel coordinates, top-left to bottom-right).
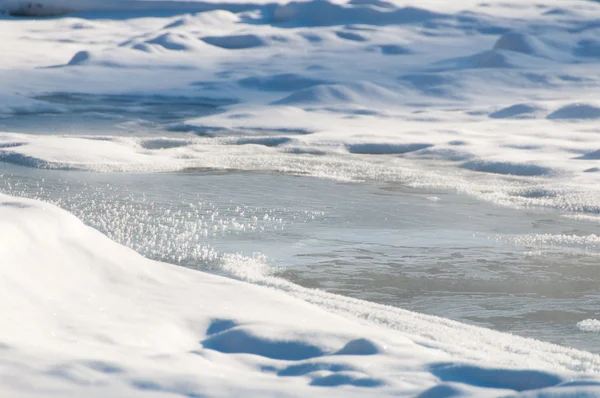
2, 194, 600, 397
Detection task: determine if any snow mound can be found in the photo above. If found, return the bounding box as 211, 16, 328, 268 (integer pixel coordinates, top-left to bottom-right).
432, 50, 532, 71
143, 32, 205, 51
0, 194, 397, 395
578, 319, 600, 332
67, 50, 93, 66
273, 82, 400, 106
489, 103, 543, 119
269, 2, 444, 27
0, 135, 188, 171
547, 104, 600, 120
493, 32, 552, 58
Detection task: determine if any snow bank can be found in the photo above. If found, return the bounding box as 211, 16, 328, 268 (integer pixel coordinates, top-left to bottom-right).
3, 194, 600, 397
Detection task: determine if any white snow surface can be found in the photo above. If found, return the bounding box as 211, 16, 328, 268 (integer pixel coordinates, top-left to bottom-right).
3, 193, 600, 397
3, 0, 600, 396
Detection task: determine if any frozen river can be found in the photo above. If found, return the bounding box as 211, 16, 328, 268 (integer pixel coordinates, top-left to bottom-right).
4, 159, 600, 353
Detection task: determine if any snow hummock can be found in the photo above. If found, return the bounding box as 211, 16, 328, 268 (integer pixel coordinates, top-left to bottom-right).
2, 194, 600, 397
492, 32, 556, 59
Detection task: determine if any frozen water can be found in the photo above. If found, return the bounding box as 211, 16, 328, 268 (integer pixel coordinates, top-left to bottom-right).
4, 163, 600, 354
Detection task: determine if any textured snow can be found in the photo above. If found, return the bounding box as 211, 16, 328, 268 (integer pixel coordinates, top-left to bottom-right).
2, 194, 600, 397
2, 0, 600, 396
0, 0, 599, 214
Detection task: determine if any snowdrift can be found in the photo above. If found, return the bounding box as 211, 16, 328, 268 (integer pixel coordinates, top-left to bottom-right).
2, 195, 600, 396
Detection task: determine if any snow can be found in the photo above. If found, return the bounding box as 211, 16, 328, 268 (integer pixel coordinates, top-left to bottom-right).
3, 0, 600, 395
578, 320, 600, 333
3, 193, 600, 397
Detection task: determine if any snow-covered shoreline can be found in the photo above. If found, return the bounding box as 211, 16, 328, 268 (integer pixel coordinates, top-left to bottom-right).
2, 192, 600, 397
3, 0, 600, 395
